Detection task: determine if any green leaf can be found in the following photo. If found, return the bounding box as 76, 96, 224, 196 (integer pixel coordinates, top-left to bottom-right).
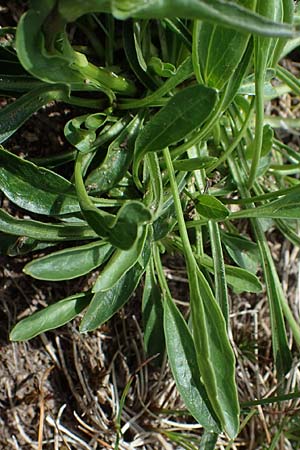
199, 431, 219, 450
148, 56, 176, 77
24, 241, 112, 281
80, 233, 151, 332
230, 191, 300, 220
134, 84, 218, 180
198, 255, 262, 294
0, 84, 70, 143
0, 147, 80, 215
195, 194, 229, 220
164, 294, 220, 432
86, 114, 142, 193
92, 226, 148, 292
220, 231, 260, 274
112, 0, 294, 38
172, 157, 217, 171
10, 292, 92, 341
208, 221, 229, 323
0, 208, 97, 241
142, 262, 165, 365
107, 202, 152, 249
252, 219, 292, 378
189, 264, 240, 438
64, 114, 107, 153
75, 153, 151, 250
194, 0, 254, 90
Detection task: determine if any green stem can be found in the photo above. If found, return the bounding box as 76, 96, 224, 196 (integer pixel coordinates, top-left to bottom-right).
163, 148, 194, 264
248, 70, 265, 188
207, 97, 254, 175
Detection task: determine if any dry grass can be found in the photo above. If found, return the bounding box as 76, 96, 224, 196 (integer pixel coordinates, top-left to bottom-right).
1, 240, 300, 449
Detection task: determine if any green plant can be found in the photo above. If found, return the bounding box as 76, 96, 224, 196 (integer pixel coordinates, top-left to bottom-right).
1, 0, 300, 445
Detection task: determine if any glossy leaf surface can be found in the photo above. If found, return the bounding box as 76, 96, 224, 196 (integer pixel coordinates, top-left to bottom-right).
0, 209, 97, 241
92, 226, 148, 292
0, 147, 80, 215
195, 194, 229, 220
86, 114, 141, 194
112, 0, 294, 37
80, 233, 151, 332
0, 84, 69, 143
24, 241, 112, 281
134, 84, 217, 176
164, 294, 220, 432
10, 293, 92, 341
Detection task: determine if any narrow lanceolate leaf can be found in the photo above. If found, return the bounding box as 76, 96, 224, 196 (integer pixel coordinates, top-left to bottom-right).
80, 233, 151, 332
164, 294, 220, 432
0, 208, 97, 241
172, 157, 217, 171
189, 263, 240, 438
0, 147, 80, 215
10, 293, 92, 341
112, 0, 294, 38
92, 226, 148, 292
230, 191, 300, 220
24, 241, 112, 281
220, 232, 261, 274
195, 194, 229, 220
86, 114, 142, 194
134, 85, 217, 180
252, 219, 292, 378
198, 255, 262, 294
0, 84, 69, 143
142, 263, 165, 364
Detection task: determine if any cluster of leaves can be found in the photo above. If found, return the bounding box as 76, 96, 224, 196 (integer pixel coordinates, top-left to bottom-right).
1, 0, 300, 445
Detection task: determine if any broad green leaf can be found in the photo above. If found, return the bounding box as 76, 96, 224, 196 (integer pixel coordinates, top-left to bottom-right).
112, 0, 294, 38
142, 263, 165, 364
195, 194, 229, 220
92, 226, 148, 292
198, 255, 262, 294
172, 157, 217, 171
189, 263, 240, 438
0, 84, 70, 143
86, 114, 142, 194
0, 208, 97, 241
80, 233, 151, 332
0, 147, 80, 215
220, 231, 260, 273
194, 0, 254, 90
10, 292, 92, 341
134, 85, 218, 179
24, 241, 112, 281
164, 294, 220, 432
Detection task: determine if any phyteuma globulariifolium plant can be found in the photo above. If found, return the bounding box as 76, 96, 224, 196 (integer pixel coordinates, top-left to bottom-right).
1, 0, 300, 446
